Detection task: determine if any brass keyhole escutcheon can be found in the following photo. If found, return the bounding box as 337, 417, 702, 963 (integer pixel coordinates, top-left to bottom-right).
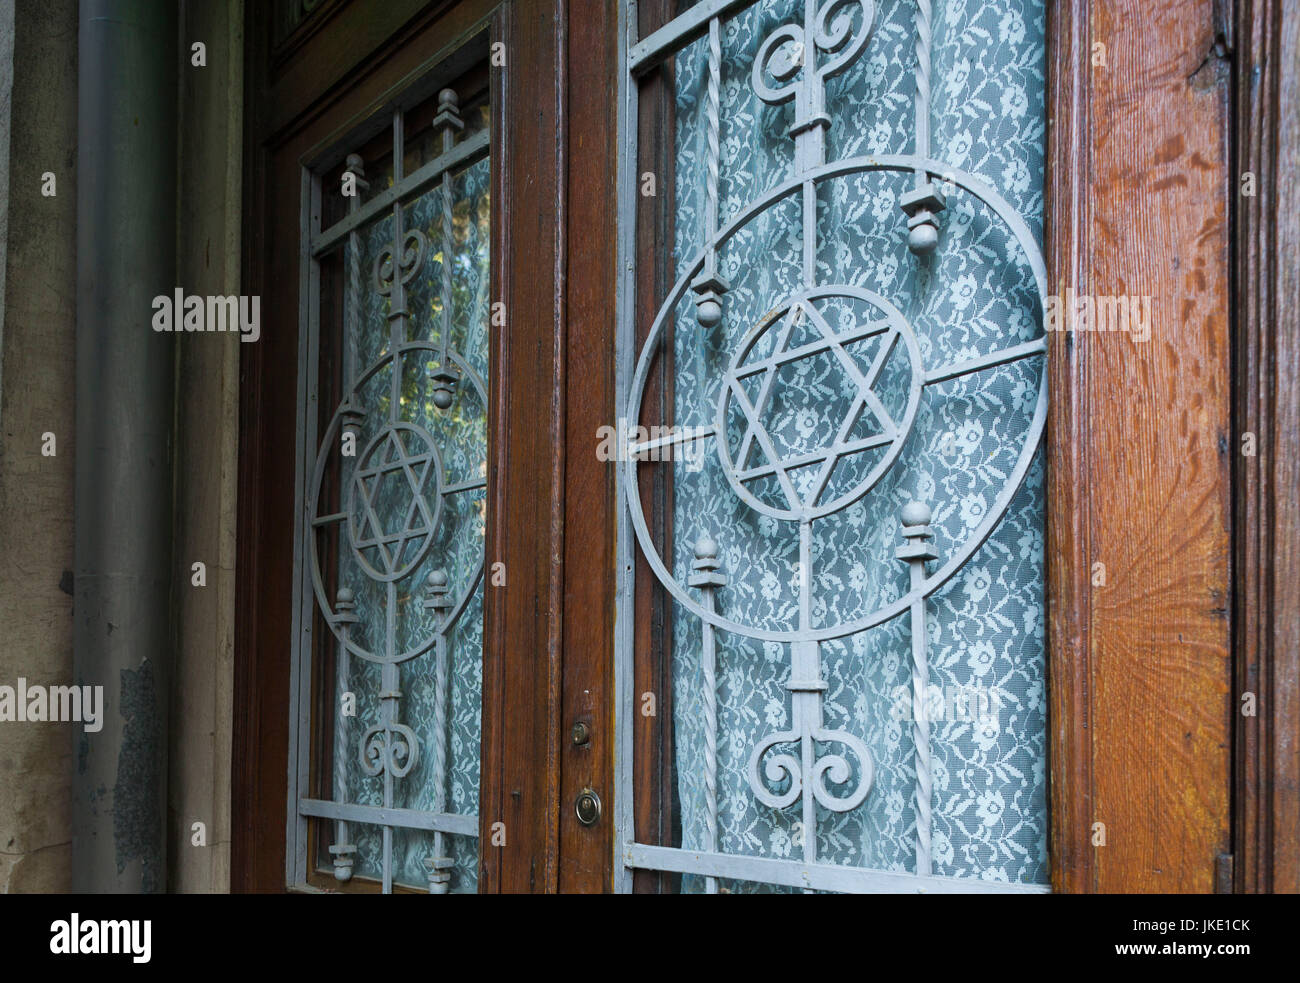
575, 787, 602, 826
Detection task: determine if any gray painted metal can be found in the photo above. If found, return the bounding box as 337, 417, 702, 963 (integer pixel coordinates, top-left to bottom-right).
311, 128, 489, 257
614, 0, 1048, 893
612, 0, 639, 898
73, 0, 177, 894
626, 843, 1051, 894
628, 0, 754, 76
0, 0, 13, 428
299, 798, 478, 838
289, 86, 486, 894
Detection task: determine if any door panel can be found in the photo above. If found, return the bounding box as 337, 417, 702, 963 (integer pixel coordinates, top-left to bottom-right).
234, 0, 593, 893
615, 0, 1050, 893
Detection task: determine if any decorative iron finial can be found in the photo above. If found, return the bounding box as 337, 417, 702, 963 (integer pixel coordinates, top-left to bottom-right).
335, 585, 359, 626
330, 843, 357, 882
897, 500, 939, 876
431, 89, 464, 407
344, 153, 370, 192
901, 184, 945, 255
434, 88, 464, 133
692, 273, 730, 328
688, 533, 727, 589
424, 855, 454, 895
423, 568, 453, 623
896, 501, 938, 561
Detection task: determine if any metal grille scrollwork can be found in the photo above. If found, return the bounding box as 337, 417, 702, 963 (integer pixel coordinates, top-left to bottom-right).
290, 84, 489, 894
616, 0, 1049, 893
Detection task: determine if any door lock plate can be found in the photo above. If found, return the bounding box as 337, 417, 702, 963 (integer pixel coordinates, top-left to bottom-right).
575, 787, 602, 826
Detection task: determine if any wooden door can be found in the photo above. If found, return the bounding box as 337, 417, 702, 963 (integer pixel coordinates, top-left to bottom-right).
232, 0, 1297, 895
232, 0, 616, 893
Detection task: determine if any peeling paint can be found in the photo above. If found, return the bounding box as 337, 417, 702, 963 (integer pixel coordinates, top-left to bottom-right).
113, 660, 162, 893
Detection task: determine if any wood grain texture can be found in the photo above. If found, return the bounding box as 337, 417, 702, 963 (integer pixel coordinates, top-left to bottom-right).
630, 0, 682, 894
1047, 0, 1234, 893
477, 0, 567, 894
557, 0, 619, 892
1233, 0, 1300, 894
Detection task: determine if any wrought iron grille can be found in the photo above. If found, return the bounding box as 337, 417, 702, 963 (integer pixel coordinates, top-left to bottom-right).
289, 76, 490, 894
615, 0, 1050, 893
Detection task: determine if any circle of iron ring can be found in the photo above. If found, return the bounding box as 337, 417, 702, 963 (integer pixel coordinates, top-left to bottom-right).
623, 156, 1049, 643
714, 285, 922, 522
307, 342, 489, 665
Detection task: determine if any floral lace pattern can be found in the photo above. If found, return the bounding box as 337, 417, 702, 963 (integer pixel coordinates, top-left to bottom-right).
332, 156, 490, 892
667, 0, 1048, 889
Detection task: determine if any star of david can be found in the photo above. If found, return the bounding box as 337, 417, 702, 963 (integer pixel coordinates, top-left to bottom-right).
350, 425, 440, 579
724, 298, 901, 515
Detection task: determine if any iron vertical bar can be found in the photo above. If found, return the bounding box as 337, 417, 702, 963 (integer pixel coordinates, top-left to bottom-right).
690, 535, 727, 894
344, 154, 367, 389
912, 0, 932, 186
693, 20, 729, 329
704, 18, 722, 278
383, 584, 397, 894
330, 154, 369, 883
612, 0, 639, 895
331, 589, 359, 881
700, 622, 718, 894
908, 579, 930, 875
901, 1, 943, 254
798, 518, 816, 877
432, 636, 448, 853
424, 569, 454, 893
390, 108, 407, 416
430, 89, 465, 409
897, 502, 939, 876
792, 0, 828, 289
437, 91, 462, 366
381, 108, 406, 895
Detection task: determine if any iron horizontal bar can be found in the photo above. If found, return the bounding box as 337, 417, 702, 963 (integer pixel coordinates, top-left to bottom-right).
625, 843, 1050, 894
299, 797, 479, 838
442, 477, 487, 494
311, 511, 347, 527
734, 320, 892, 381
312, 128, 490, 257
628, 0, 755, 76
736, 431, 894, 481
627, 422, 718, 457
925, 337, 1046, 386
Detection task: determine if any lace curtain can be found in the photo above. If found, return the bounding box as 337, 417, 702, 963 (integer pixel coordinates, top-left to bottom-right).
331, 154, 491, 892
669, 0, 1048, 889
